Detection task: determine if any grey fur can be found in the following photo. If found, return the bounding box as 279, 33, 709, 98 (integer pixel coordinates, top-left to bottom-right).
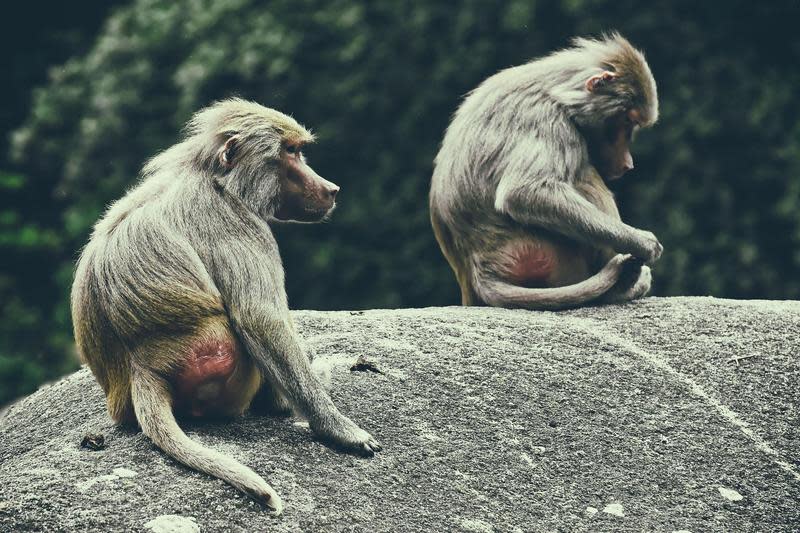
430, 34, 662, 309
71, 98, 380, 514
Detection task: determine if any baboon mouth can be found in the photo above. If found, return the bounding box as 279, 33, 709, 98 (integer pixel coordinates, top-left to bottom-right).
606, 168, 627, 180
312, 202, 336, 215
303, 203, 336, 220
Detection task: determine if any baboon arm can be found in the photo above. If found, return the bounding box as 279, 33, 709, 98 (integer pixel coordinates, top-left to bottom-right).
495, 179, 644, 254
488, 124, 649, 255
233, 313, 340, 428
204, 244, 335, 425
208, 240, 380, 454
228, 308, 380, 453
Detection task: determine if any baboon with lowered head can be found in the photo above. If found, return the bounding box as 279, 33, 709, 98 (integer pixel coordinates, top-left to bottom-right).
430, 33, 662, 309
72, 99, 381, 514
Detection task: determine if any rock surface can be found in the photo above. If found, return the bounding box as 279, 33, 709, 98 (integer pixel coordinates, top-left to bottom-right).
1, 297, 798, 532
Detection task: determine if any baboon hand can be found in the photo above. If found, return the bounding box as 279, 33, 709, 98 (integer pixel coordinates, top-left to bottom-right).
632, 229, 663, 264
316, 416, 383, 456
354, 428, 383, 456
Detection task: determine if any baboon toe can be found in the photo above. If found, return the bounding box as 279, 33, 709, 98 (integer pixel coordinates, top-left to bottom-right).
362, 436, 383, 455
342, 428, 382, 456
317, 418, 382, 457
346, 432, 381, 457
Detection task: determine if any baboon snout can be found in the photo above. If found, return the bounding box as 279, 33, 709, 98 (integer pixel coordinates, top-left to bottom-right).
623, 152, 634, 172
326, 184, 340, 200
315, 176, 339, 201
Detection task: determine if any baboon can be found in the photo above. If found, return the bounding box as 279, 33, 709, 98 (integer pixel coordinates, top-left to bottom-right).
430, 33, 663, 309
71, 99, 381, 514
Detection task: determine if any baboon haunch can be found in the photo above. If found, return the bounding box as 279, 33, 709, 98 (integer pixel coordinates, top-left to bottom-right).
72, 99, 380, 514
430, 33, 663, 309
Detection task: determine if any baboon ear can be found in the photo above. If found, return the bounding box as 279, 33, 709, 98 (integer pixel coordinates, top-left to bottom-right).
219, 136, 239, 169
585, 71, 617, 92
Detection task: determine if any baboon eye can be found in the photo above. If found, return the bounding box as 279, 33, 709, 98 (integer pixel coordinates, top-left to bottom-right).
286, 145, 298, 154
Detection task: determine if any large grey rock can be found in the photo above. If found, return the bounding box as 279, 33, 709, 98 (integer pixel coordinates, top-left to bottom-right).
1, 297, 798, 532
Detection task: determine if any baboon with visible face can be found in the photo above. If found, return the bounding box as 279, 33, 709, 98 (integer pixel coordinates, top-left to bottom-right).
430, 33, 662, 309
72, 99, 381, 514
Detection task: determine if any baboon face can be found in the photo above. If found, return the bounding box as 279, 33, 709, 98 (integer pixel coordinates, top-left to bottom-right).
584, 66, 654, 182
274, 143, 340, 222
587, 109, 640, 181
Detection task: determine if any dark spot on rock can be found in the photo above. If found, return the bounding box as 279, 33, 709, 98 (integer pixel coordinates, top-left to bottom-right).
80, 433, 106, 451
548, 420, 558, 428
350, 356, 383, 374
349, 311, 365, 316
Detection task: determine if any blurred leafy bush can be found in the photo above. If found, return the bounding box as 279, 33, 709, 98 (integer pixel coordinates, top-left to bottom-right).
0, 170, 74, 404
4, 0, 800, 404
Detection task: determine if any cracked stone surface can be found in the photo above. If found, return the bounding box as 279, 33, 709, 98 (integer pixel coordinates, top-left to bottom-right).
1, 297, 798, 532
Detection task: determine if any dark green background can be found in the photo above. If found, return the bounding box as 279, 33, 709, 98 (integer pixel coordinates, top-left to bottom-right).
2, 0, 799, 406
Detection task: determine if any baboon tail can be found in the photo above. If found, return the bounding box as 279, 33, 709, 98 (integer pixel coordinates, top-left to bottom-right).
474, 253, 634, 310
130, 365, 283, 514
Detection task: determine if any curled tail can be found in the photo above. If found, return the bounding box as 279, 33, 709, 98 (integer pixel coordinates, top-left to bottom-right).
473, 253, 636, 310
131, 366, 283, 514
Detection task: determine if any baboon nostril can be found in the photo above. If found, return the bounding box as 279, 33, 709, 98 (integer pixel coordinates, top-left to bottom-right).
328, 186, 340, 199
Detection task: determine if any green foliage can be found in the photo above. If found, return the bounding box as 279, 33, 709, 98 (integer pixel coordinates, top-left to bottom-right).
4, 0, 800, 403
0, 0, 125, 405
0, 170, 76, 405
